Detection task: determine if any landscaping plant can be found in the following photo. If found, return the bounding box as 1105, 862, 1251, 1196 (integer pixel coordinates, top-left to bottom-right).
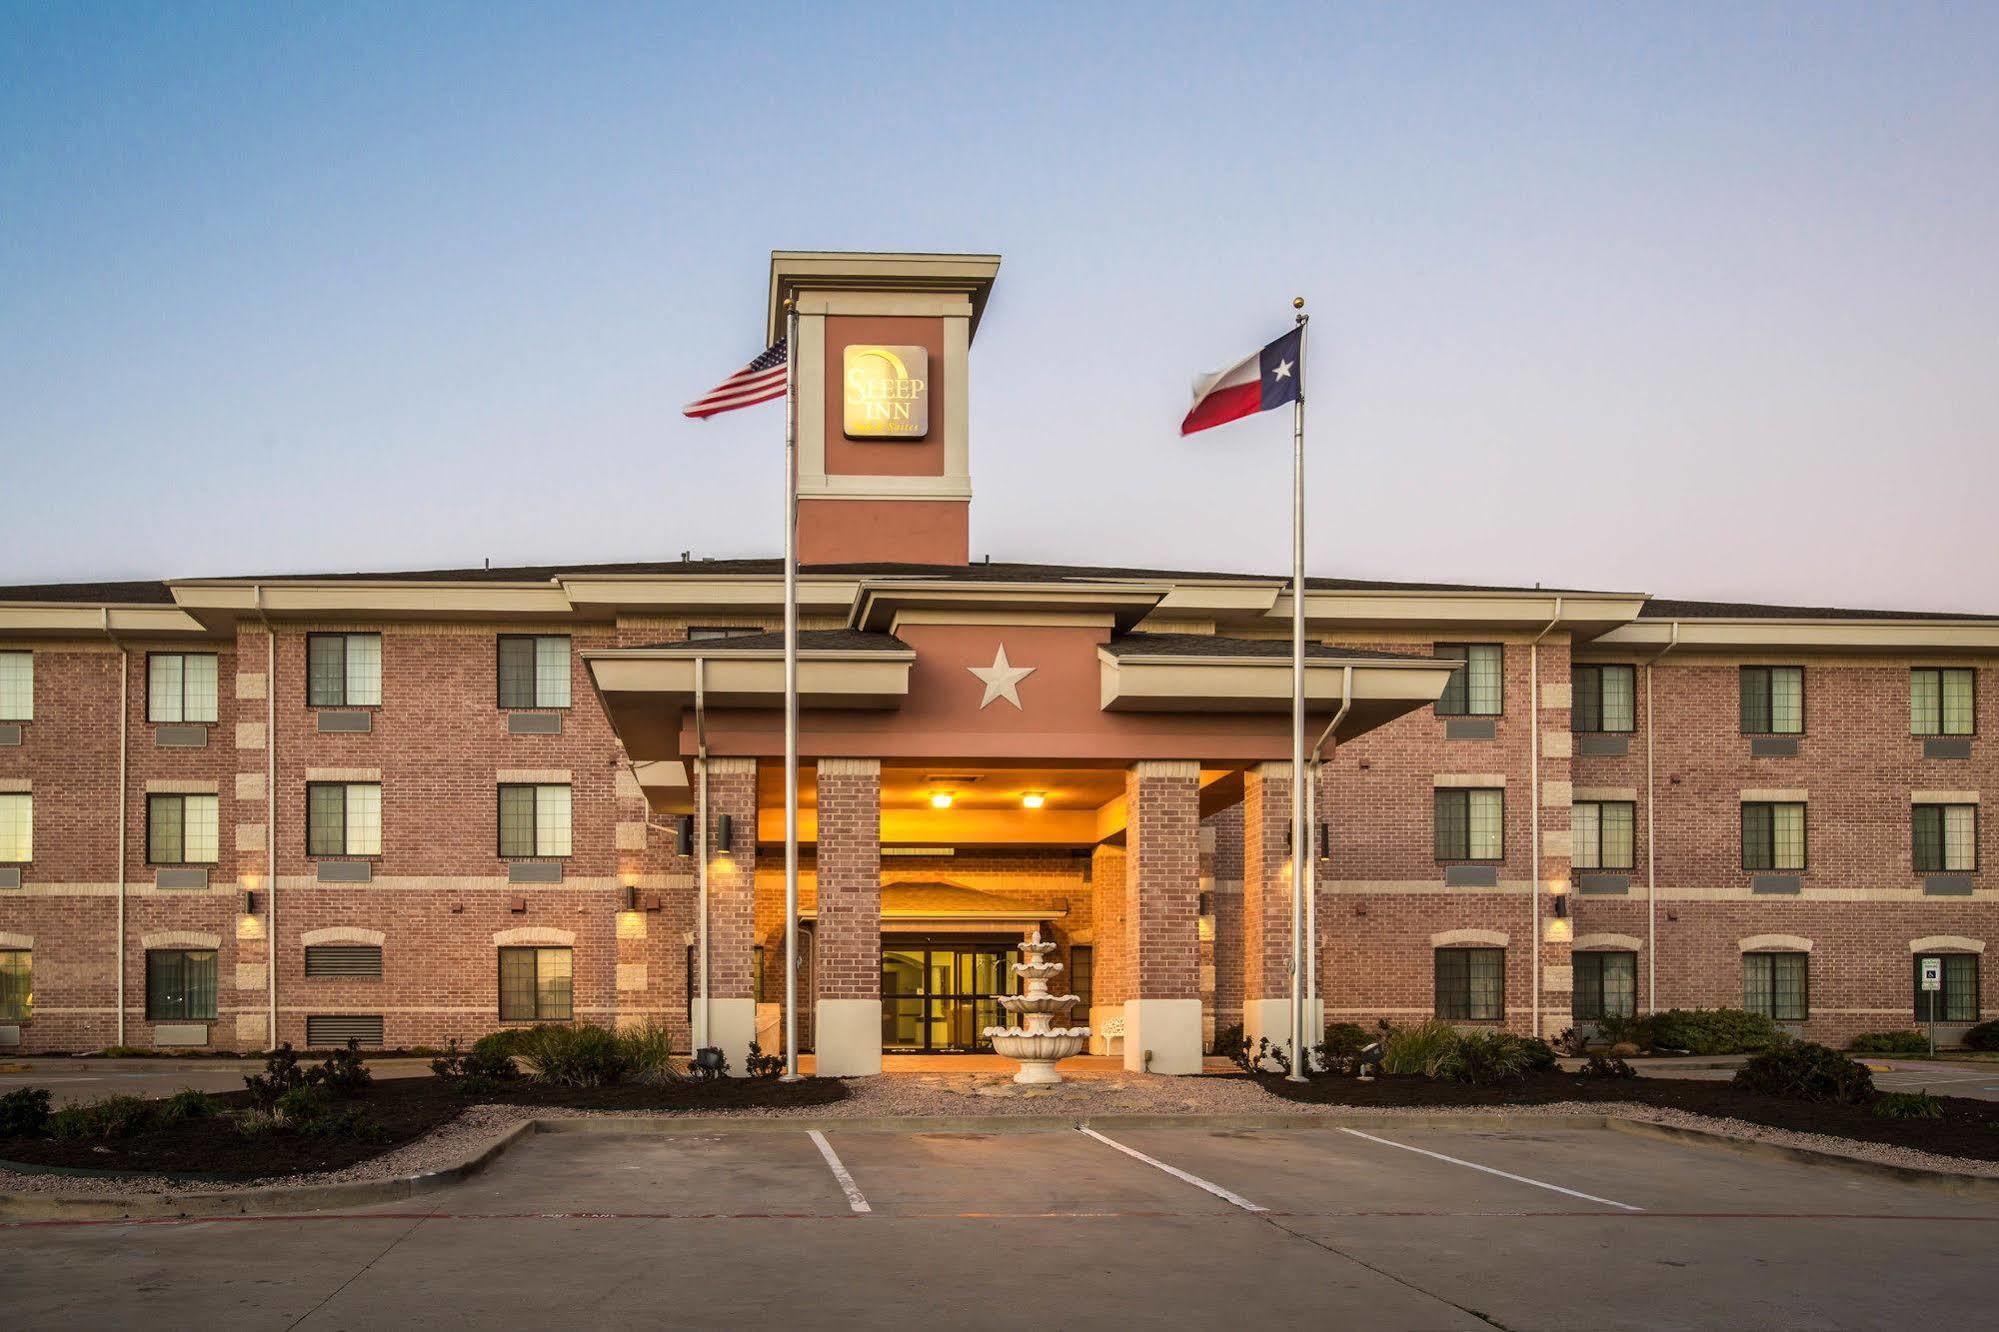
1733, 1042, 1874, 1105
1873, 1090, 1945, 1120
744, 1040, 785, 1079
1316, 1022, 1373, 1075
1848, 1031, 1932, 1055
1380, 1019, 1462, 1075
317, 1040, 374, 1094
1428, 1030, 1534, 1085
431, 1035, 520, 1093
1577, 1054, 1636, 1079
244, 1044, 312, 1110
0, 1086, 52, 1138
616, 1021, 683, 1085
514, 1023, 630, 1087
156, 1089, 217, 1125
1516, 1036, 1558, 1072
1962, 1020, 1999, 1051
48, 1094, 156, 1141
1646, 1008, 1781, 1055
1553, 1027, 1591, 1058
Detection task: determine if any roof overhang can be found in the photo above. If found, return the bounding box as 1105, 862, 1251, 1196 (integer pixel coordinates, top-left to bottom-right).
557, 574, 859, 618
852, 580, 1166, 634
167, 580, 580, 627
1591, 619, 1999, 655
767, 251, 1003, 344
0, 603, 214, 640
1268, 590, 1650, 642
1098, 648, 1457, 738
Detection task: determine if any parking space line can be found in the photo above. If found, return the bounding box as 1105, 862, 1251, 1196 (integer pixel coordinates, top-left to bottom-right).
1339, 1128, 1643, 1212
1077, 1126, 1267, 1212
808, 1130, 871, 1214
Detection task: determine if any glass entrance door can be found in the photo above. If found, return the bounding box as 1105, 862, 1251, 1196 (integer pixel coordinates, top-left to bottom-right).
881, 940, 1021, 1052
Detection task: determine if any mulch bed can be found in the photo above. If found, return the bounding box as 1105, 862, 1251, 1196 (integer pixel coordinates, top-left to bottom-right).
0, 1075, 849, 1179
1254, 1069, 1999, 1162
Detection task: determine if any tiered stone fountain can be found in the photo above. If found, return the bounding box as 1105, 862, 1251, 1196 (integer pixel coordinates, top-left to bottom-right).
984, 930, 1091, 1085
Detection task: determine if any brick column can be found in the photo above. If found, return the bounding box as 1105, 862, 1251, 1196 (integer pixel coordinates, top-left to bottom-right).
1536, 640, 1575, 1036
813, 758, 882, 1075
1122, 760, 1203, 1073
1207, 805, 1245, 1046
1240, 761, 1323, 1053
699, 757, 759, 1070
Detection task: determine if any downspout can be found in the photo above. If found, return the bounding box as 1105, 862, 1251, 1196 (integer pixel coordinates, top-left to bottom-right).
1644, 621, 1680, 1014
105, 610, 127, 1048
1529, 596, 1562, 1038
1303, 663, 1354, 1057
254, 587, 276, 1051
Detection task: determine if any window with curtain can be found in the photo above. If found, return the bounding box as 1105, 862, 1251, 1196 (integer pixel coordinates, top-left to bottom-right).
1911, 668, 1976, 737
1914, 954, 1979, 1024
1742, 802, 1806, 871
499, 946, 573, 1020
1435, 644, 1503, 716
147, 793, 219, 864
1740, 666, 1804, 735
1913, 804, 1977, 873
146, 949, 218, 1021
1572, 664, 1635, 733
0, 651, 31, 721
306, 633, 382, 707
1743, 951, 1808, 1021
0, 794, 31, 863
1573, 951, 1636, 1021
1434, 788, 1503, 861
0, 950, 29, 1021
497, 635, 571, 709
499, 784, 573, 857
1435, 948, 1505, 1021
1571, 801, 1635, 870
306, 783, 382, 857
146, 653, 218, 723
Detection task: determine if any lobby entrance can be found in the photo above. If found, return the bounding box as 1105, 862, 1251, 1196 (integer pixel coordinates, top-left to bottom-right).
881, 937, 1023, 1053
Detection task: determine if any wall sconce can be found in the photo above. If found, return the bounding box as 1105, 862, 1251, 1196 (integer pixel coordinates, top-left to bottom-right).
625, 883, 640, 911
714, 813, 735, 854
677, 816, 694, 856
1020, 792, 1045, 809
1552, 892, 1569, 919
1285, 822, 1331, 858
242, 889, 257, 915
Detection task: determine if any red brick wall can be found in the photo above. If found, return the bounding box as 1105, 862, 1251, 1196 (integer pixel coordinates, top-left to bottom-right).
1125, 761, 1200, 1000
814, 759, 881, 1005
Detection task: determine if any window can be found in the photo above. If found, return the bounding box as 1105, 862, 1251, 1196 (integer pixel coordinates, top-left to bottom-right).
147, 653, 218, 723
1913, 804, 1977, 874
1435, 948, 1505, 1021
497, 635, 571, 709
1912, 668, 1975, 737
1572, 801, 1635, 870
306, 783, 382, 857
147, 793, 219, 864
304, 945, 384, 977
1742, 802, 1806, 871
1069, 946, 1094, 1014
1743, 951, 1808, 1021
0, 793, 30, 863
0, 950, 28, 1021
146, 949, 218, 1021
1436, 644, 1502, 716
0, 651, 32, 721
1915, 954, 1979, 1024
307, 633, 382, 707
1434, 788, 1504, 861
688, 626, 759, 641
1740, 666, 1804, 735
499, 946, 572, 1021
499, 784, 572, 857
1572, 665, 1635, 733
1574, 951, 1637, 1022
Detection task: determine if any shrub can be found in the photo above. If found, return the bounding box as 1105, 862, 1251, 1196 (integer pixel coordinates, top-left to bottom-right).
1849, 1031, 1932, 1055
317, 1040, 373, 1094
514, 1023, 629, 1087
1962, 1020, 1999, 1052
156, 1089, 217, 1125
1214, 1022, 1244, 1060
432, 1036, 519, 1086
1592, 1012, 1654, 1050
1734, 1042, 1874, 1105
244, 1044, 311, 1110
234, 1109, 282, 1138
1380, 1019, 1462, 1075
1577, 1054, 1636, 1079
744, 1041, 786, 1079
1647, 1008, 1781, 1056
1517, 1036, 1558, 1072
1553, 1027, 1591, 1058
1317, 1023, 1373, 1075
618, 1022, 684, 1085
1873, 1090, 1944, 1120
0, 1087, 53, 1139
1429, 1030, 1534, 1085
49, 1095, 155, 1141
275, 1085, 332, 1125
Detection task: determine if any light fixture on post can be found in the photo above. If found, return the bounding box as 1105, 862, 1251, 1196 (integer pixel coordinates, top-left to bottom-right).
1020, 792, 1045, 809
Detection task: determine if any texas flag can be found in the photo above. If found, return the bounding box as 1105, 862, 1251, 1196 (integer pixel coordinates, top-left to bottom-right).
1179, 325, 1304, 435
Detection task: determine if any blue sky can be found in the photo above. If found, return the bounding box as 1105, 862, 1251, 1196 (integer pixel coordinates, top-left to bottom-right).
3, 2, 1995, 610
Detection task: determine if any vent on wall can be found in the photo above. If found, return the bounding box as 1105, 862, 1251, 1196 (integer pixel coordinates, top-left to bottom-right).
306, 1014, 385, 1047
304, 945, 384, 978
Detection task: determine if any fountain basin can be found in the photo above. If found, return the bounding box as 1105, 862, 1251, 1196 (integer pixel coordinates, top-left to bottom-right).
996, 993, 1082, 1015
984, 1027, 1090, 1082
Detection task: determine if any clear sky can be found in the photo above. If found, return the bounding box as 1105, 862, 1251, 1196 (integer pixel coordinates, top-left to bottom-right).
4, 2, 1995, 610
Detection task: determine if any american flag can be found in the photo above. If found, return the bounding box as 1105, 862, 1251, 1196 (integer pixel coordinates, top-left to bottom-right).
683, 338, 789, 418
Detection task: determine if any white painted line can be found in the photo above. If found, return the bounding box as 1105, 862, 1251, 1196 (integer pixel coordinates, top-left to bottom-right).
1078, 1126, 1267, 1212
807, 1130, 871, 1214
1339, 1127, 1643, 1212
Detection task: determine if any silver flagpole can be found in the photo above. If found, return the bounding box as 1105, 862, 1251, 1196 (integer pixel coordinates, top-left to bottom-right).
1287, 297, 1310, 1084
780, 295, 804, 1081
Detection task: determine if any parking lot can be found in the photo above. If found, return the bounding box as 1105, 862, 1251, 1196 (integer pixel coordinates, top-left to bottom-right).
4, 1119, 1996, 1330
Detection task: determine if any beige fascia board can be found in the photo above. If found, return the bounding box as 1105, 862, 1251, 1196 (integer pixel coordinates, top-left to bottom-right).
1152, 582, 1286, 616
0, 604, 217, 639
1098, 653, 1455, 714
889, 608, 1116, 632
1273, 590, 1649, 639
585, 649, 914, 708
1593, 618, 1999, 654
169, 581, 578, 621
853, 580, 1168, 633
558, 575, 859, 616
768, 251, 1003, 342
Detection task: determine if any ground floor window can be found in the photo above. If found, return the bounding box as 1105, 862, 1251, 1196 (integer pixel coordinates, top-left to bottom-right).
1435, 947, 1504, 1021
1068, 945, 1094, 1013
499, 946, 572, 1021
1915, 954, 1979, 1024
1743, 951, 1808, 1021
1573, 950, 1637, 1021
146, 949, 217, 1021
0, 949, 28, 1021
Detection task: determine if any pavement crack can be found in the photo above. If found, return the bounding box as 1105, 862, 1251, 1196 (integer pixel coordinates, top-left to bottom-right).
285, 1208, 436, 1329
1254, 1211, 1516, 1330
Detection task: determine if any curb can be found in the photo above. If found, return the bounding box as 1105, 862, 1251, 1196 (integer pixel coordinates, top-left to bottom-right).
1603, 1116, 1999, 1199
531, 1111, 1614, 1135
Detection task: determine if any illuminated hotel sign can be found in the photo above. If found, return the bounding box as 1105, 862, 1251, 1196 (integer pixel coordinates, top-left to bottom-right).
843, 344, 929, 438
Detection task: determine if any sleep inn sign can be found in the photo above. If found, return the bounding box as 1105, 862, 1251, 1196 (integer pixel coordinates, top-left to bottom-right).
844, 344, 929, 437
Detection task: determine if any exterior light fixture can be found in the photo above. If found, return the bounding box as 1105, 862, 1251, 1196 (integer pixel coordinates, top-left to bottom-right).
676, 815, 694, 856
1552, 892, 1570, 919
625, 883, 640, 911
930, 792, 954, 809
715, 813, 735, 853
1021, 792, 1045, 809
243, 889, 257, 915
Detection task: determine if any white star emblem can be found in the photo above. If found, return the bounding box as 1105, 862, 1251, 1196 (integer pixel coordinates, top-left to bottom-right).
967, 644, 1036, 710
1271, 358, 1293, 381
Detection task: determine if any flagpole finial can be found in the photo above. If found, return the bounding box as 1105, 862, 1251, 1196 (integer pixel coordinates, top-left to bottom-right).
1292, 296, 1304, 309
783, 296, 795, 312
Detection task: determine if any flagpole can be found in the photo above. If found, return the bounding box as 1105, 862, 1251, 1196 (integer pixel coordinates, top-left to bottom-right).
780, 295, 804, 1082
1288, 297, 1310, 1084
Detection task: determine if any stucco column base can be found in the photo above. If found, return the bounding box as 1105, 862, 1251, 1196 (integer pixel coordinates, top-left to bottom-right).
701, 997, 758, 1078
813, 999, 883, 1076
1121, 998, 1203, 1074
1242, 996, 1326, 1068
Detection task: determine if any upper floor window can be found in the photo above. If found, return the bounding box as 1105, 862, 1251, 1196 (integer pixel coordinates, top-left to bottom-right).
1434, 788, 1503, 861
1573, 951, 1637, 1021
1435, 947, 1505, 1021
1911, 668, 1975, 737
146, 948, 218, 1021
307, 782, 382, 857
1572, 801, 1635, 870
0, 793, 30, 863
1743, 951, 1808, 1021
1913, 804, 1977, 873
688, 626, 760, 641
1572, 664, 1635, 733
1740, 666, 1804, 735
147, 653, 218, 724
1742, 801, 1806, 872
0, 652, 31, 721
0, 949, 28, 1021
499, 783, 572, 858
147, 793, 219, 865
1436, 643, 1502, 717
497, 635, 571, 709
307, 633, 382, 707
